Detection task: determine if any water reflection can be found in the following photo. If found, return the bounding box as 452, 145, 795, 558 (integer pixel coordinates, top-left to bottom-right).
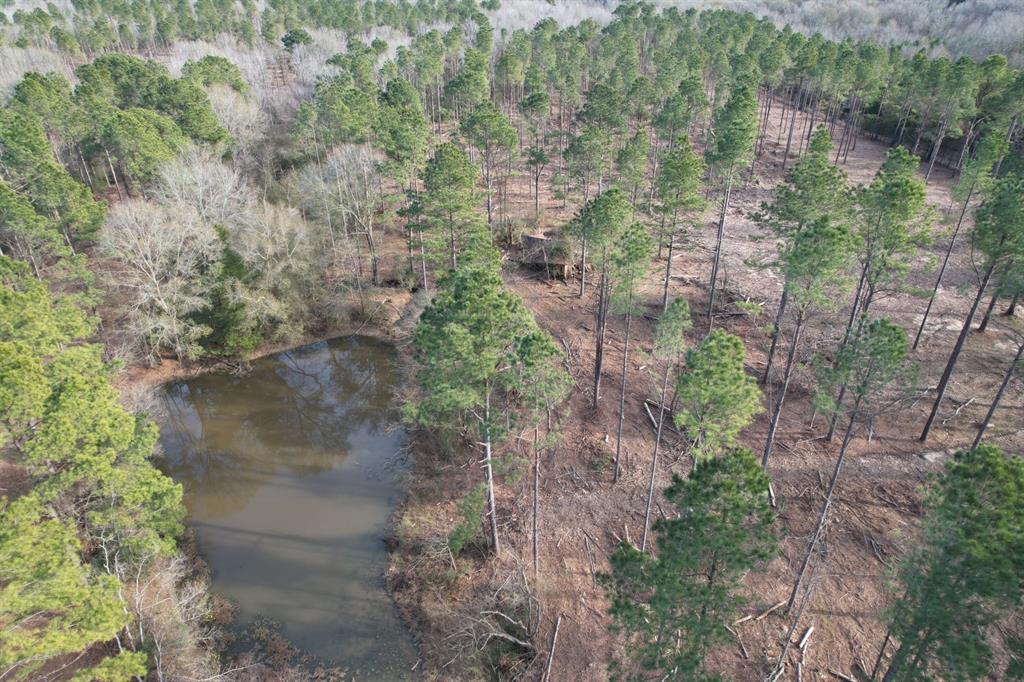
158, 337, 416, 676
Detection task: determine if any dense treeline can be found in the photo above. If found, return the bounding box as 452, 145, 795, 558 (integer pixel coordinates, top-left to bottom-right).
3, 0, 1024, 67
0, 256, 188, 679
1, 0, 1023, 679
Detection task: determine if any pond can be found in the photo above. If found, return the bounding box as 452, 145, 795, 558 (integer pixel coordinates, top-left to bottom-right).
158, 336, 417, 677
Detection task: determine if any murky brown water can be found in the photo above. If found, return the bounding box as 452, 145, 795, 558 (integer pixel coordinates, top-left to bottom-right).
158, 336, 416, 677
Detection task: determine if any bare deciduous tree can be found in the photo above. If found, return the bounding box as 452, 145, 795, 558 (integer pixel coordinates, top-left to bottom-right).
206, 85, 270, 172
227, 202, 320, 333
287, 144, 386, 285
100, 200, 220, 362
152, 146, 253, 231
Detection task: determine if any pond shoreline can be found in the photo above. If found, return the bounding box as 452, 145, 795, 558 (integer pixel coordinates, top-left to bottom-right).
118, 313, 406, 395
126, 290, 426, 676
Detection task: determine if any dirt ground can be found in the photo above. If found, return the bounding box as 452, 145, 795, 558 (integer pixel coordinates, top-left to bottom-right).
390, 99, 1024, 682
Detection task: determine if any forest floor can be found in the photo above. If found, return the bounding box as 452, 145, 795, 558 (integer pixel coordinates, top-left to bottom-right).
389, 100, 1024, 681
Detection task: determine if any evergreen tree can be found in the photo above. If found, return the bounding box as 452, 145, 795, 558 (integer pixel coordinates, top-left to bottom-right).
762, 217, 855, 467
655, 136, 706, 310
914, 132, 1007, 349
615, 129, 650, 208
705, 84, 758, 324
641, 298, 692, 552
566, 125, 613, 203
374, 77, 430, 189
790, 318, 910, 610
525, 146, 548, 218
826, 147, 929, 440
754, 126, 850, 384
567, 189, 631, 407
409, 260, 567, 553
460, 102, 517, 228
610, 222, 654, 482
674, 329, 763, 463
881, 445, 1024, 681
421, 142, 481, 271
921, 173, 1024, 441
0, 256, 183, 678
971, 335, 1024, 450
603, 448, 777, 681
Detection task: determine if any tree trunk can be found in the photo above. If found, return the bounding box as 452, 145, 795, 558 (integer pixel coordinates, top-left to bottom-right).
871, 630, 893, 681
534, 170, 541, 217
1006, 292, 1020, 317
366, 229, 379, 286
641, 363, 672, 553
762, 287, 789, 385
976, 289, 1000, 333
448, 210, 457, 271
763, 308, 805, 467
826, 263, 871, 441
104, 146, 124, 200
418, 228, 428, 291
914, 184, 973, 349
707, 165, 734, 326
971, 338, 1023, 450
783, 94, 798, 169
593, 271, 609, 409
484, 164, 494, 227
613, 293, 633, 483
661, 229, 675, 310
406, 223, 415, 277
920, 259, 997, 441
483, 392, 500, 555
533, 425, 540, 577
578, 238, 587, 297
788, 396, 860, 612
924, 122, 947, 183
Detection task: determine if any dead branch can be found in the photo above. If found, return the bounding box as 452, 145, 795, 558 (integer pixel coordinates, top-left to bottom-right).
542, 615, 562, 682
582, 533, 597, 588
725, 625, 749, 659
941, 396, 975, 425
827, 670, 856, 682
755, 600, 787, 622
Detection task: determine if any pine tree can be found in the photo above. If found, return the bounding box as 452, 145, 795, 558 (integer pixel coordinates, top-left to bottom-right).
655, 136, 707, 310
374, 77, 430, 189
602, 448, 777, 681
460, 102, 517, 227
971, 335, 1024, 450
826, 147, 929, 440
790, 318, 910, 610
762, 217, 855, 467
0, 255, 184, 678
641, 298, 692, 552
421, 142, 480, 271
610, 222, 654, 482
525, 146, 548, 219
705, 84, 758, 325
754, 126, 850, 384
913, 132, 1007, 349
409, 259, 567, 554
921, 173, 1024, 441
881, 444, 1024, 681
567, 189, 631, 407
674, 329, 763, 463
566, 125, 613, 204
615, 129, 651, 208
